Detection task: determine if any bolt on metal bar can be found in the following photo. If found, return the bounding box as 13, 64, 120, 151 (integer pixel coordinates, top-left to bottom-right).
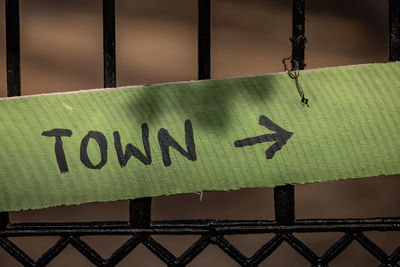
103, 0, 116, 88
6, 0, 21, 96
198, 0, 211, 80
389, 0, 400, 61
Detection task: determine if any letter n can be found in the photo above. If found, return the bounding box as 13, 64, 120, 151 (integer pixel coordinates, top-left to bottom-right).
158, 120, 196, 167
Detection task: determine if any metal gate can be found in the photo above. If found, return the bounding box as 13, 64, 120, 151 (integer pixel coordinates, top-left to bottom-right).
1, 0, 400, 266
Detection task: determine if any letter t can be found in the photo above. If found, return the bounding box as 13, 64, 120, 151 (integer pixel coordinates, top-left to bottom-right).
42, 129, 73, 173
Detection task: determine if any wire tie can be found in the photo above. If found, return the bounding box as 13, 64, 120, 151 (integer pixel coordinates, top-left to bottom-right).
282, 56, 309, 107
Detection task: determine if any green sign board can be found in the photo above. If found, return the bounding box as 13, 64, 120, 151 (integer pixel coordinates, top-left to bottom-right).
1, 62, 400, 212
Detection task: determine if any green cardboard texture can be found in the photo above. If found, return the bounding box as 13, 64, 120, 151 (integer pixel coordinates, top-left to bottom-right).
1, 62, 400, 212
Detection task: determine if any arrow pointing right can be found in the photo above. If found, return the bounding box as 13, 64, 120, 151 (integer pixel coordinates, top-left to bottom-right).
234, 115, 294, 159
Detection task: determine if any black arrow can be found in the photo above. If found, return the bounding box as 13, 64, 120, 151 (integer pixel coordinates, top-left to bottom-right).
234, 115, 294, 159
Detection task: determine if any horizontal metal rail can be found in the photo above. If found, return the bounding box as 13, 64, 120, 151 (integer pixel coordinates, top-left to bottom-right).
2, 218, 400, 236
2, 218, 400, 266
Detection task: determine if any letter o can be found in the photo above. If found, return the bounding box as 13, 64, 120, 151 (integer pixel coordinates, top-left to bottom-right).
80, 131, 108, 169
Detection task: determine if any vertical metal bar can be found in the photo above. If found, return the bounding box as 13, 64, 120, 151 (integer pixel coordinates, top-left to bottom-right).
129, 197, 152, 228
103, 0, 116, 88
291, 0, 306, 70
274, 185, 295, 224
2, 0, 20, 228
0, 212, 9, 228
274, 0, 305, 225
6, 0, 21, 96
102, 0, 154, 228
389, 0, 400, 61
198, 0, 211, 80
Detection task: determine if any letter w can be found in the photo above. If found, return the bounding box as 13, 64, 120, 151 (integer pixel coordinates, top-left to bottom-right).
113, 124, 151, 167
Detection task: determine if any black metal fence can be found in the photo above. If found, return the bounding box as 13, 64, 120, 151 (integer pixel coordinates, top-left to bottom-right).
1, 0, 400, 266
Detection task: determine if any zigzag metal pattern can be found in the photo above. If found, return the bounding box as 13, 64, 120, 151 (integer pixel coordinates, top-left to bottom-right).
1, 229, 400, 266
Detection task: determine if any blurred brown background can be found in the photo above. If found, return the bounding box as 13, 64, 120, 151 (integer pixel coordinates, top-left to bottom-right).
1, 0, 400, 266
